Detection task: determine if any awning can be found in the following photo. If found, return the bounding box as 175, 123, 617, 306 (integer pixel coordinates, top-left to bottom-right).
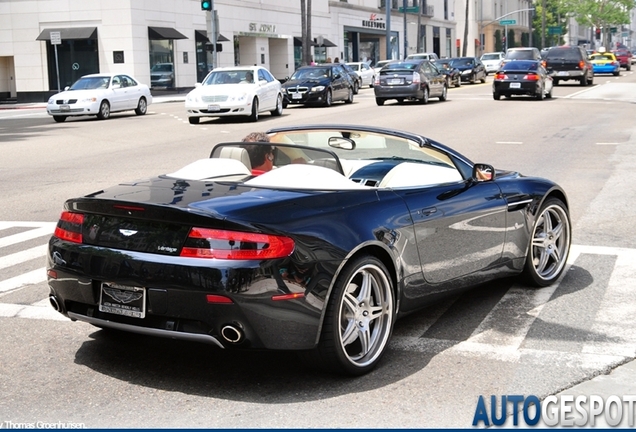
148, 26, 188, 40
294, 37, 319, 47
195, 30, 230, 42
314, 37, 337, 47
36, 27, 97, 41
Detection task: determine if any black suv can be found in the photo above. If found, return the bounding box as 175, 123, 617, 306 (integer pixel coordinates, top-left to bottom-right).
544, 46, 594, 86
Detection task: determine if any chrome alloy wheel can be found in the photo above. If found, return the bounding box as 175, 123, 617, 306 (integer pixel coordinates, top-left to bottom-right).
529, 202, 571, 283
337, 262, 394, 368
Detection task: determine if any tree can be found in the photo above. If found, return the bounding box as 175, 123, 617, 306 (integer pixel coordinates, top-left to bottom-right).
532, 0, 567, 49
561, 0, 635, 46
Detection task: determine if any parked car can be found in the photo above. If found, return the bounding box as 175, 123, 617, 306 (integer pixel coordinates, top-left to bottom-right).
611, 49, 632, 71
374, 60, 448, 105
150, 62, 174, 88
502, 47, 542, 65
338, 62, 362, 94
46, 73, 152, 123
433, 59, 462, 87
543, 45, 594, 86
282, 64, 354, 107
480, 52, 505, 74
448, 57, 487, 84
589, 52, 620, 76
185, 66, 284, 124
346, 61, 376, 88
406, 52, 440, 61
492, 60, 553, 100
47, 124, 571, 375
372, 60, 394, 71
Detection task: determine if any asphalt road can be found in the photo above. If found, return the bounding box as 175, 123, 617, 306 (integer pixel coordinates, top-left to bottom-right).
1, 73, 635, 428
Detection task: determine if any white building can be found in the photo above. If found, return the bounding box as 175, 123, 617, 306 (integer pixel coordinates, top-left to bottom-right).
0, 0, 458, 103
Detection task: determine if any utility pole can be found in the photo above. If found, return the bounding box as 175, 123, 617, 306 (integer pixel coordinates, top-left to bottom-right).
386, 0, 391, 59
541, 0, 546, 48
403, 0, 408, 59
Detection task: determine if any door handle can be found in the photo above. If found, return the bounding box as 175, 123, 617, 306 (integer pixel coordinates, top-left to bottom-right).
421, 207, 437, 216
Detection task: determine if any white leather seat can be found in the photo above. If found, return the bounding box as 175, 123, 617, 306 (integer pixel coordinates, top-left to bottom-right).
216, 146, 252, 171
378, 162, 463, 188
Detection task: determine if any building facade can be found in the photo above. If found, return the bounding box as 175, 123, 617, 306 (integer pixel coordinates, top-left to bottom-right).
1, 0, 458, 103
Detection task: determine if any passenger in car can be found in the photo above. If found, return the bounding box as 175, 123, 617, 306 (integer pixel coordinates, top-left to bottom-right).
242, 132, 275, 175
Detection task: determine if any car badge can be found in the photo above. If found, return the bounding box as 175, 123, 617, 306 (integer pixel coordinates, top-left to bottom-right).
119, 229, 138, 236
103, 286, 143, 304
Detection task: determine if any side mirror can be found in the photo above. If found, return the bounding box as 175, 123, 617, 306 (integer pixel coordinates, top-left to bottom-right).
334, 73, 341, 79
473, 163, 495, 181
64, 86, 70, 91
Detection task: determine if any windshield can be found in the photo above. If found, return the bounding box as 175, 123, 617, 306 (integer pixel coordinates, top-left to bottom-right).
151, 64, 173, 72
506, 50, 536, 60
501, 61, 538, 71
449, 58, 474, 67
291, 68, 331, 80
203, 70, 255, 85
69, 76, 110, 90
591, 54, 615, 61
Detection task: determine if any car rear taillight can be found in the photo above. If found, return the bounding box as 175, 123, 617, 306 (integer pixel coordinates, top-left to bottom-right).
523, 73, 540, 81
53, 211, 84, 243
180, 228, 295, 260
578, 60, 585, 69
412, 72, 421, 84
494, 72, 508, 80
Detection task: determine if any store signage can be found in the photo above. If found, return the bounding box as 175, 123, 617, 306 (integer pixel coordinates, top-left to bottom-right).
249, 23, 276, 33
362, 15, 386, 30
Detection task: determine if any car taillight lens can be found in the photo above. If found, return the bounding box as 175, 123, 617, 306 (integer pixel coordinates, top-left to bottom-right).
494, 72, 508, 80
53, 211, 84, 243
523, 73, 540, 81
412, 72, 420, 84
579, 60, 585, 69
180, 228, 295, 260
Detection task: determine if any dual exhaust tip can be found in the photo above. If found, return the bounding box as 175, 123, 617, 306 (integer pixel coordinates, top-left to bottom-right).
49, 295, 245, 345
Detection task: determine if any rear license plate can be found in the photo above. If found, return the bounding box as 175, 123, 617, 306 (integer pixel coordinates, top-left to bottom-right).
60, 104, 70, 111
388, 78, 403, 85
207, 104, 220, 112
509, 82, 521, 88
99, 282, 146, 319
292, 93, 303, 99
557, 71, 569, 76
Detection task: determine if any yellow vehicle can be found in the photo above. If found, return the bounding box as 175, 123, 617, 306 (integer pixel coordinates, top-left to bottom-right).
589, 52, 620, 76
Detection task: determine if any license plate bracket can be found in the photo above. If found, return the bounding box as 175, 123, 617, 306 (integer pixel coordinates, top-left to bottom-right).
509, 82, 521, 89
99, 282, 146, 319
292, 93, 303, 99
207, 104, 220, 112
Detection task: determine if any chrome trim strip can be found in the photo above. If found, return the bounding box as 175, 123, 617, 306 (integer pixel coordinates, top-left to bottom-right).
507, 198, 533, 208
68, 312, 225, 348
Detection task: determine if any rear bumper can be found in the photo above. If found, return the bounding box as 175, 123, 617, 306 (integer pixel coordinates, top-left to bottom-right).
493, 81, 541, 95
374, 84, 422, 99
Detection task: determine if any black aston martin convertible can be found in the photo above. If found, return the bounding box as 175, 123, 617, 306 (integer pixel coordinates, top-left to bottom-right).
47, 125, 571, 375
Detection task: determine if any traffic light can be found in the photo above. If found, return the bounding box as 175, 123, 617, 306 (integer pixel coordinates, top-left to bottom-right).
201, 0, 211, 11
595, 28, 601, 38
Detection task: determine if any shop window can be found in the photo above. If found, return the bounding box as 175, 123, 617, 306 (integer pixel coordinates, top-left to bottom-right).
46, 39, 99, 90
149, 39, 175, 89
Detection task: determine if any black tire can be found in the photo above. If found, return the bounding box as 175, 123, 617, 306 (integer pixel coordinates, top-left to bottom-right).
553, 79, 559, 86
306, 255, 395, 375
344, 87, 353, 104
420, 87, 429, 104
396, 98, 405, 104
323, 89, 332, 107
493, 92, 501, 100
134, 97, 147, 115
627, 64, 631, 72
96, 100, 110, 120
53, 115, 67, 123
545, 85, 552, 99
248, 97, 259, 122
439, 84, 448, 101
470, 74, 476, 84
480, 74, 486, 84
270, 94, 283, 116
613, 71, 620, 76
521, 198, 571, 287
188, 117, 200, 125
352, 80, 359, 95
580, 74, 588, 86
536, 85, 544, 100
375, 98, 385, 106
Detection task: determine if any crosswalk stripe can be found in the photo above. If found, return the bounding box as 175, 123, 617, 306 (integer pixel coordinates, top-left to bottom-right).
0, 268, 46, 293
0, 245, 47, 270
0, 225, 55, 249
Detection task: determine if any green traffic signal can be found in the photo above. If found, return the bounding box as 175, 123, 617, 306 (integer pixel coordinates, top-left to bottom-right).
201, 0, 211, 11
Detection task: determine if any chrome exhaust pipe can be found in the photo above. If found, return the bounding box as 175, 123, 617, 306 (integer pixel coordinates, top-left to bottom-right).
220, 325, 244, 343
49, 296, 61, 312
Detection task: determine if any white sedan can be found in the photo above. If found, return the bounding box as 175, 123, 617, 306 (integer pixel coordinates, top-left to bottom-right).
46, 74, 152, 122
185, 66, 284, 124
346, 62, 375, 88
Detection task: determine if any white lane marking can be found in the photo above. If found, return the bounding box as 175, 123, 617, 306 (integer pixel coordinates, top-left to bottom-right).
0, 268, 46, 293
495, 141, 523, 145
0, 245, 47, 270
0, 224, 55, 249
596, 142, 621, 145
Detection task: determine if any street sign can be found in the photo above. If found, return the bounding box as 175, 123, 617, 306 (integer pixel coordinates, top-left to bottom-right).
499, 19, 516, 25
548, 26, 562, 35
50, 31, 61, 45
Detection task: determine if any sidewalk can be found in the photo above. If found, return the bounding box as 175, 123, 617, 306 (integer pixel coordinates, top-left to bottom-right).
0, 92, 186, 110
